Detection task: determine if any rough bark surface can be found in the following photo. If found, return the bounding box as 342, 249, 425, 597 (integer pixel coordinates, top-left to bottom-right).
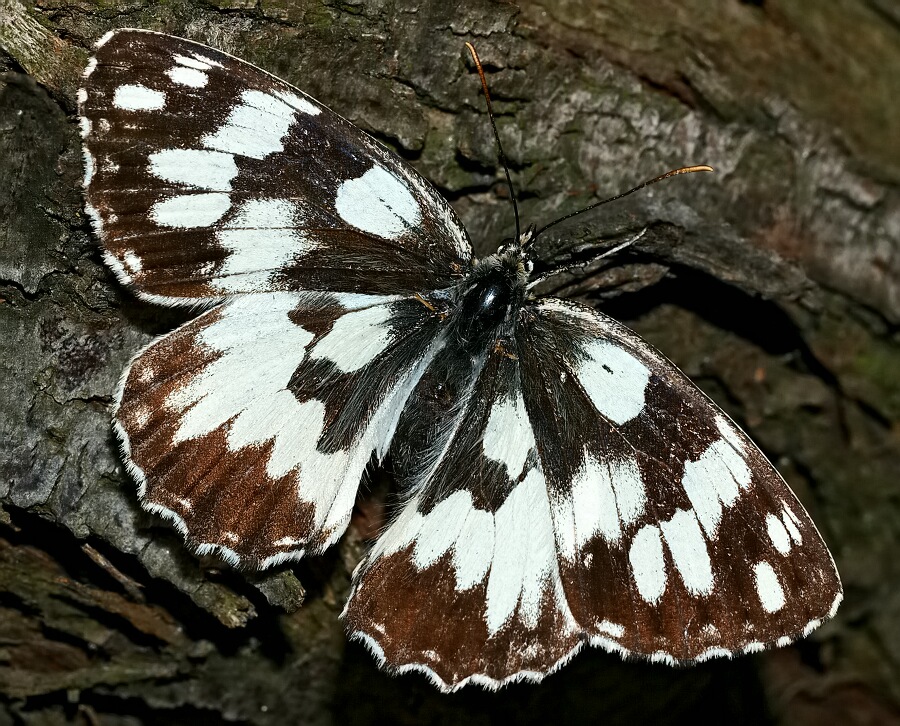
1, 0, 898, 723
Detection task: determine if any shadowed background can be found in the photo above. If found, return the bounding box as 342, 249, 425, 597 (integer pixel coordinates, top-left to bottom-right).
1, 0, 898, 723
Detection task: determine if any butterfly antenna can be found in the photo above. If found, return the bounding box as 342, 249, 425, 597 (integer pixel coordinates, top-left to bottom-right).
534, 165, 714, 240
466, 42, 521, 243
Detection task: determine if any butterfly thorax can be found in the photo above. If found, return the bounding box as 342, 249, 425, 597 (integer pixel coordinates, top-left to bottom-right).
451, 248, 527, 350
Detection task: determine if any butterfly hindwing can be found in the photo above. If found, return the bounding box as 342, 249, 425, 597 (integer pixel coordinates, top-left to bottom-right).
344, 348, 582, 689
116, 292, 442, 566
343, 296, 842, 690
79, 29, 472, 305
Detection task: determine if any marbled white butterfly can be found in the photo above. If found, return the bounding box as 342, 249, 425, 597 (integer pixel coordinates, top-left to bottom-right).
78, 29, 841, 692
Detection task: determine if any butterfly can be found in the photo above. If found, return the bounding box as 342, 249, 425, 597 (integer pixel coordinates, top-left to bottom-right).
78, 28, 842, 691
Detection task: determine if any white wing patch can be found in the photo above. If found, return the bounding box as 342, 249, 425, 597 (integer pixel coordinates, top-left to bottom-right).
113, 84, 165, 111
151, 192, 232, 228
272, 89, 320, 117
411, 491, 489, 581
214, 198, 314, 292
304, 347, 435, 534
202, 89, 305, 160
172, 53, 216, 70
370, 490, 492, 590
554, 452, 646, 555
310, 304, 394, 373
629, 524, 667, 603
659, 509, 714, 596
485, 468, 574, 634
149, 149, 238, 191
753, 561, 785, 613
595, 620, 625, 638
557, 454, 619, 553
681, 435, 752, 537
372, 468, 577, 636
608, 455, 646, 526
781, 503, 803, 544
166, 64, 208, 88
122, 250, 142, 275
164, 50, 221, 88
142, 87, 317, 232
629, 509, 717, 602
166, 292, 315, 445
482, 389, 535, 480
766, 513, 792, 555
574, 340, 650, 425
335, 165, 422, 239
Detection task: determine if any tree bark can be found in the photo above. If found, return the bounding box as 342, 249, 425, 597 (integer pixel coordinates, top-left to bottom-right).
1, 0, 898, 723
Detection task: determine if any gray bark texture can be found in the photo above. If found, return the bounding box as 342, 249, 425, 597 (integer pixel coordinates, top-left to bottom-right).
1, 0, 899, 723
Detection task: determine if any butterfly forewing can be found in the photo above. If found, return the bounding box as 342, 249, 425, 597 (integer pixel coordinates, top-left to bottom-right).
117, 292, 442, 566
80, 29, 472, 305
